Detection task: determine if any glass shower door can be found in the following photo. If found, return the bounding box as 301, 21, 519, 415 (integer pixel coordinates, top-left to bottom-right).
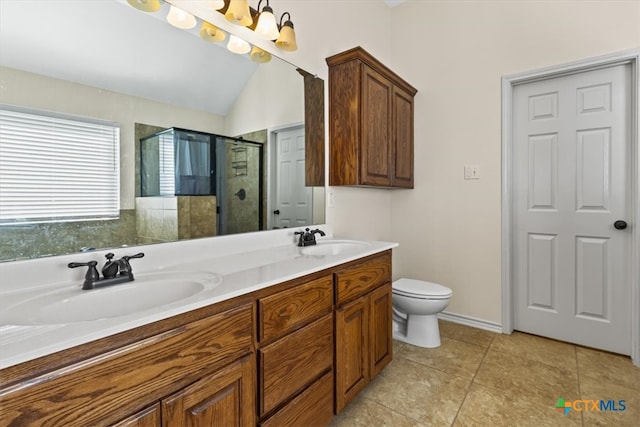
216, 138, 263, 235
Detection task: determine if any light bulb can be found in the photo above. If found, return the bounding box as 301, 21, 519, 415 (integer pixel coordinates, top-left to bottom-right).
227, 35, 251, 55
207, 0, 225, 10
255, 6, 279, 40
167, 5, 197, 30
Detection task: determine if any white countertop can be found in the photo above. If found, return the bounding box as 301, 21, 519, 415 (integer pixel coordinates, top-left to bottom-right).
0, 226, 397, 369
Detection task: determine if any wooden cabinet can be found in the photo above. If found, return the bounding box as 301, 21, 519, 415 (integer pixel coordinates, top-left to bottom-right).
0, 251, 394, 426
0, 304, 254, 427
335, 253, 393, 413
257, 274, 334, 425
327, 46, 417, 189
162, 355, 255, 427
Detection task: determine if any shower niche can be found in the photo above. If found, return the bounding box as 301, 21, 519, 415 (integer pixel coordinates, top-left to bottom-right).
138, 128, 263, 242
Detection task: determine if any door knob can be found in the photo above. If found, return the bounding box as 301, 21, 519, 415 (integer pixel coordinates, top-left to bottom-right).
273, 209, 280, 215
614, 220, 628, 230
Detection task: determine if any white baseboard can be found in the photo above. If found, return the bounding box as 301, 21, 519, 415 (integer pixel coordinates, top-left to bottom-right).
438, 311, 503, 334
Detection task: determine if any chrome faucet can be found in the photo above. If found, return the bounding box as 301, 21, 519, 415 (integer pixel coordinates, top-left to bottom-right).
294, 228, 326, 247
68, 252, 144, 290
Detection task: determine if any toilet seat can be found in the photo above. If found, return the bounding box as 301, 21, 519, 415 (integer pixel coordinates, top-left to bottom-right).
392, 278, 452, 300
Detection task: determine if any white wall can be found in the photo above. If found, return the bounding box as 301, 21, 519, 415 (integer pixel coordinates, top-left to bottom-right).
0, 66, 226, 209
267, 1, 396, 241
224, 57, 304, 136
387, 0, 640, 323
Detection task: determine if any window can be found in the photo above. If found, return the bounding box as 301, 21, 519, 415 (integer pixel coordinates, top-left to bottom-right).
0, 106, 120, 224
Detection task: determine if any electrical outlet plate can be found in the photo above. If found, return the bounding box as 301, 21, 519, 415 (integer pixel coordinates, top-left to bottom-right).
328, 189, 335, 207
464, 165, 480, 180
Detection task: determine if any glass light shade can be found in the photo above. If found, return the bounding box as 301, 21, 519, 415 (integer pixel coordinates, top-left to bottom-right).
275, 22, 297, 51
206, 0, 225, 10
127, 0, 161, 12
225, 0, 253, 27
227, 35, 251, 55
254, 7, 279, 40
167, 5, 197, 29
250, 46, 272, 63
200, 22, 226, 42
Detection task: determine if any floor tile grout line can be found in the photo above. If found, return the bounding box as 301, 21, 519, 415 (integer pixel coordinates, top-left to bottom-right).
448, 332, 496, 426
489, 335, 580, 373
395, 352, 479, 385
360, 395, 429, 426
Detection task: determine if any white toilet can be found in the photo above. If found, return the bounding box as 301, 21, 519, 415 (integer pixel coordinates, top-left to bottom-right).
392, 278, 452, 348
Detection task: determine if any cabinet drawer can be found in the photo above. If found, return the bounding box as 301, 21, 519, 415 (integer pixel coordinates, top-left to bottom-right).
259, 313, 333, 415
259, 274, 333, 342
260, 371, 334, 427
0, 304, 253, 427
335, 252, 391, 305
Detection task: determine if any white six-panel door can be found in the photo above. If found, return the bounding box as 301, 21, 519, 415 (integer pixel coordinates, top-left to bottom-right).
273, 126, 312, 229
513, 64, 632, 354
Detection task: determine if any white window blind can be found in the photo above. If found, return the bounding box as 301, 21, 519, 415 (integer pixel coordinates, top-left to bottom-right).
0, 106, 120, 224
158, 132, 175, 196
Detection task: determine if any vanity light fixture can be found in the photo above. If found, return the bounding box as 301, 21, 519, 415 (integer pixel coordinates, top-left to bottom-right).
200, 21, 226, 42
275, 12, 297, 52
167, 4, 197, 29
225, 0, 253, 27
227, 34, 251, 54
249, 46, 271, 63
126, 0, 161, 12
254, 0, 279, 40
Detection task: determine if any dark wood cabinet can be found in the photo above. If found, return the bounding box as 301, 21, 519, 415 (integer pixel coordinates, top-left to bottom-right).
327, 46, 417, 188
162, 355, 255, 427
334, 252, 393, 413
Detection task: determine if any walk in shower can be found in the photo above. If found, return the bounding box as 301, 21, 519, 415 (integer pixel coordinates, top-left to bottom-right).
139, 128, 263, 239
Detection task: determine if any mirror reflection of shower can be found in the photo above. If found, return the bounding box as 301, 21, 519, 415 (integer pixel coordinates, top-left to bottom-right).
139, 128, 263, 242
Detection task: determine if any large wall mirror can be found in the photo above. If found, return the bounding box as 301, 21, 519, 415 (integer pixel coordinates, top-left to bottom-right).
0, 0, 325, 262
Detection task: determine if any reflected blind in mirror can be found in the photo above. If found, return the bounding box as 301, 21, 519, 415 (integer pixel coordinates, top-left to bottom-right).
0, 106, 120, 224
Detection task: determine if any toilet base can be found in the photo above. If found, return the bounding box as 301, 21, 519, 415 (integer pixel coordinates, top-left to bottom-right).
392, 314, 441, 348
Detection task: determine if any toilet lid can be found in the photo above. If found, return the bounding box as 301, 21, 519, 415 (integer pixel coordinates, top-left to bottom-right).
392, 278, 452, 298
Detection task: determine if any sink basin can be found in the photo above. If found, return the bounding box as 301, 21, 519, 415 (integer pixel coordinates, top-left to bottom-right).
300, 240, 370, 256
1, 271, 222, 325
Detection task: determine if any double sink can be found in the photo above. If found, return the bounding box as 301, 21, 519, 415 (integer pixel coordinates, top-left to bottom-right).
1, 240, 370, 326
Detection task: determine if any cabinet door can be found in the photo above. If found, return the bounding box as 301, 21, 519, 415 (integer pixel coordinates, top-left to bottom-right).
369, 283, 393, 378
335, 296, 369, 413
162, 355, 256, 427
112, 404, 160, 427
392, 86, 414, 188
361, 65, 393, 186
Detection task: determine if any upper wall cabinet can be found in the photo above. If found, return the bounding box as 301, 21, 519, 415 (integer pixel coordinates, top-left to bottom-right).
326, 47, 417, 189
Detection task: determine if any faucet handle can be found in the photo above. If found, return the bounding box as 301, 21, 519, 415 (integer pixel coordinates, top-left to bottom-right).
117, 252, 144, 278
68, 260, 99, 290
122, 252, 144, 261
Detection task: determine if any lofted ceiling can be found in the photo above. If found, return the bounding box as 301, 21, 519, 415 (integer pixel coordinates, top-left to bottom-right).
0, 0, 259, 116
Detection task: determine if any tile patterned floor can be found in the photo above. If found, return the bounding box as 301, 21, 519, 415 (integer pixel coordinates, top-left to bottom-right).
330, 320, 639, 427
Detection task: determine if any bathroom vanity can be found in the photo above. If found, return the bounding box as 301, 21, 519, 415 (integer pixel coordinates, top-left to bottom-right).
0, 230, 395, 426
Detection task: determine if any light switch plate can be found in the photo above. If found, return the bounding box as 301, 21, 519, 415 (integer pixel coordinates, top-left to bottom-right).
464, 165, 480, 180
